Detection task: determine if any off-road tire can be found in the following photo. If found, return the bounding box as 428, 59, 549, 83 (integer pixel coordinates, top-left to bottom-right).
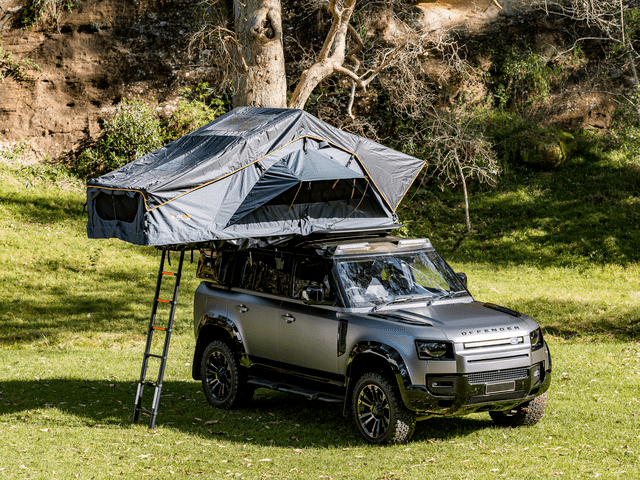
352, 372, 416, 444
200, 340, 250, 409
489, 392, 547, 427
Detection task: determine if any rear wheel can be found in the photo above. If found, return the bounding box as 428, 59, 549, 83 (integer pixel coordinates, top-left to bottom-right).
352, 372, 416, 444
490, 393, 547, 427
200, 340, 250, 409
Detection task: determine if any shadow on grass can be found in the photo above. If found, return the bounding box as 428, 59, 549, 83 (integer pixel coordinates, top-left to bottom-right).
0, 289, 152, 345
0, 190, 85, 225
0, 379, 494, 447
0, 258, 199, 345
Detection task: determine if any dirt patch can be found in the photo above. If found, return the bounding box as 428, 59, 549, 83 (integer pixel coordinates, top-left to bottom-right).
416, 0, 505, 32
535, 92, 618, 130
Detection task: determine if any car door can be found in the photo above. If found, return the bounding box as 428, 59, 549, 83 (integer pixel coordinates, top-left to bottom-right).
232, 251, 287, 364
277, 258, 340, 378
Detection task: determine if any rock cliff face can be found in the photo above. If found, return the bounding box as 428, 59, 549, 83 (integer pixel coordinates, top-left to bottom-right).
0, 0, 626, 158
1, 0, 206, 155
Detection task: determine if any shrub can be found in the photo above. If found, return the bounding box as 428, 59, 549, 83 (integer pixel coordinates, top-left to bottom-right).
163, 83, 227, 141
489, 46, 561, 113
21, 0, 79, 29
482, 111, 577, 169
0, 139, 30, 162
75, 99, 165, 178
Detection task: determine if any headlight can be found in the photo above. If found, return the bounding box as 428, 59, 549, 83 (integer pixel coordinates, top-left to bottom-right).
415, 340, 452, 359
529, 328, 544, 350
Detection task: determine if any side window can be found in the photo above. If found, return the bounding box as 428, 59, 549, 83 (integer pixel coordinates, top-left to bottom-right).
238, 252, 291, 296
293, 259, 334, 302
196, 250, 232, 285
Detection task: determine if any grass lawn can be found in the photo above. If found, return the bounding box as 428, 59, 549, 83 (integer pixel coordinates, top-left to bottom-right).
1, 137, 639, 478
1, 342, 638, 478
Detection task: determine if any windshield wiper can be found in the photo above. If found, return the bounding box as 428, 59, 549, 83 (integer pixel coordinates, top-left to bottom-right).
433, 290, 467, 301
373, 294, 434, 312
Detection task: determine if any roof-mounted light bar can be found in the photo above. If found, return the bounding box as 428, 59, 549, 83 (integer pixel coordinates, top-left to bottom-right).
336, 242, 371, 251
397, 238, 432, 248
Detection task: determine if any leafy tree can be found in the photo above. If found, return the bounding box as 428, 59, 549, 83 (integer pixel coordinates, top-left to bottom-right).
190, 0, 452, 113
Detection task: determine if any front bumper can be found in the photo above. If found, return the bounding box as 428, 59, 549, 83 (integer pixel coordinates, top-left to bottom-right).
400, 360, 551, 416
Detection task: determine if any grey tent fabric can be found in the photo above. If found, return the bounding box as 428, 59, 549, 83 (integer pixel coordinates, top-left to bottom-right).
86, 107, 424, 246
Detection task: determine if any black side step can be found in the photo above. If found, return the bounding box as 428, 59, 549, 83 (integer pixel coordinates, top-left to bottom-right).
247, 378, 344, 404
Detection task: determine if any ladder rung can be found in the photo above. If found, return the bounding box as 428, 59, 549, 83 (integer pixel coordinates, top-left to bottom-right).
134, 249, 185, 429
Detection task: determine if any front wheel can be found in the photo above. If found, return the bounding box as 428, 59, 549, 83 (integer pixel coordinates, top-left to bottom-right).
490, 393, 547, 427
200, 340, 250, 409
352, 372, 416, 444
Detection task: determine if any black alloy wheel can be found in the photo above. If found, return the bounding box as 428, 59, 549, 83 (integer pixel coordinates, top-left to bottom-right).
200, 340, 246, 409
352, 372, 416, 444
358, 382, 391, 437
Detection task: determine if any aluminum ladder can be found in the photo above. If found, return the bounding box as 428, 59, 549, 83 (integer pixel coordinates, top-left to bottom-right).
132, 249, 185, 428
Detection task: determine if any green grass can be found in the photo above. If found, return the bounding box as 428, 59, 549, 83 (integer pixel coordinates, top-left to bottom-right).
1, 138, 639, 478
0, 158, 201, 349
399, 131, 640, 341
1, 342, 638, 478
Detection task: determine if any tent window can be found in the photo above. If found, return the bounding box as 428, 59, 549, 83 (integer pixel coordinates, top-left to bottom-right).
94, 191, 139, 223
265, 178, 367, 206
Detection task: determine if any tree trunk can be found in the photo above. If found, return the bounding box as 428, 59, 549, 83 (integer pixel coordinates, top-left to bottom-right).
455, 152, 472, 233
289, 61, 337, 110
233, 0, 287, 108
288, 0, 357, 110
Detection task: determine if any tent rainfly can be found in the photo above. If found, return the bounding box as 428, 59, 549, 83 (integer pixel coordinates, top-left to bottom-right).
86, 107, 425, 247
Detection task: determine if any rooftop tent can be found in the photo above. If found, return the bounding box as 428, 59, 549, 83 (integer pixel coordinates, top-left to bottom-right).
86, 107, 425, 247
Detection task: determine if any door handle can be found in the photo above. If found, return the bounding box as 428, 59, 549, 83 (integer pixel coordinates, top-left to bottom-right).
281, 314, 295, 324
235, 304, 248, 313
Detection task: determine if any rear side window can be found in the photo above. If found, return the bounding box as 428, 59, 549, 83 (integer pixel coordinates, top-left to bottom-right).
196, 250, 233, 285
238, 252, 291, 296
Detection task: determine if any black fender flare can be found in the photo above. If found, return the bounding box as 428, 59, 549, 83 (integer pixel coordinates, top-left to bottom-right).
344, 341, 413, 414
192, 314, 250, 379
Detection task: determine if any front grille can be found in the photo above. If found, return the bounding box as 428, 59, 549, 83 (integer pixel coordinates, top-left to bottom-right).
467, 366, 529, 385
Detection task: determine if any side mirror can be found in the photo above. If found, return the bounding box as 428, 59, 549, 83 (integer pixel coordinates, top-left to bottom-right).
456, 272, 468, 289
302, 285, 324, 304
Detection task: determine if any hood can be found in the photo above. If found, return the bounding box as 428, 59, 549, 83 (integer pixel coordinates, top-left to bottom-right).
368, 301, 535, 342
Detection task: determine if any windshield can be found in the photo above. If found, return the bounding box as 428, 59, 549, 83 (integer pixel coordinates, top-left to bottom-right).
335, 250, 468, 309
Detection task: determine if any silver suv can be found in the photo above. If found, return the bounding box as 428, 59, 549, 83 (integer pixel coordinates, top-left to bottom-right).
191, 234, 551, 444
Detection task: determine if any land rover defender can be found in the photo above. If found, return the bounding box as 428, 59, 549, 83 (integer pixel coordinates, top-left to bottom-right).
191, 234, 551, 444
